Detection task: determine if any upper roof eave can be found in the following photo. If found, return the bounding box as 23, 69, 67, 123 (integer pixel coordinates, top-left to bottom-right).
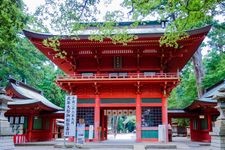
8, 99, 38, 105
8, 100, 61, 112
6, 81, 62, 111
23, 25, 211, 40
167, 109, 186, 113
184, 99, 216, 111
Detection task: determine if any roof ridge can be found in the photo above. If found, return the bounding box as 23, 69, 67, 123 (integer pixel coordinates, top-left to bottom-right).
205, 79, 225, 92
8, 78, 42, 95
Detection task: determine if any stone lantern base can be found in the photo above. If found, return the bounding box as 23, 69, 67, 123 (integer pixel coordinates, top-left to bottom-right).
210, 120, 225, 150
0, 89, 15, 150
210, 86, 225, 150
0, 136, 15, 150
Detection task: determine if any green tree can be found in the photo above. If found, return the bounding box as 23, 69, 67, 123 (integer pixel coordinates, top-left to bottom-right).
203, 22, 225, 88
123, 116, 136, 132
0, 0, 27, 54
0, 36, 66, 107
37, 66, 66, 107
168, 62, 197, 109
0, 0, 66, 107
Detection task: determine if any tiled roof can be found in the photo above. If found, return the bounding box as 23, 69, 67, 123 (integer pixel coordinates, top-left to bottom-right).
23, 25, 211, 39
199, 80, 225, 103
7, 79, 62, 111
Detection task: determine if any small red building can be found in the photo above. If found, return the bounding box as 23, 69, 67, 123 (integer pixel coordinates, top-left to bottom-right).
23, 21, 210, 142
184, 80, 223, 142
5, 78, 63, 142
168, 80, 224, 142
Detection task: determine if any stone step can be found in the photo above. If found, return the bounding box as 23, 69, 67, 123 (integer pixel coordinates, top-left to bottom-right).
16, 142, 54, 146
54, 143, 134, 149
145, 144, 177, 149
54, 143, 177, 150
0, 136, 15, 150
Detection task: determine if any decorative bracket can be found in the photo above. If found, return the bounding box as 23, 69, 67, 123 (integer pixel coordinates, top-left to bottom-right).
94, 82, 99, 95
135, 81, 142, 94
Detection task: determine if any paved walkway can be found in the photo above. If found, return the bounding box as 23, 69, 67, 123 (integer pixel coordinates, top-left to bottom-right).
15, 136, 211, 150
172, 137, 210, 150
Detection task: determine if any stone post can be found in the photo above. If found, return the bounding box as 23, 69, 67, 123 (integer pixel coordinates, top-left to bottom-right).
210, 87, 225, 150
0, 87, 15, 150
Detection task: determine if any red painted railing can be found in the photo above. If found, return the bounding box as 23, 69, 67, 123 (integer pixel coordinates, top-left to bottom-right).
57, 73, 179, 81
13, 134, 27, 144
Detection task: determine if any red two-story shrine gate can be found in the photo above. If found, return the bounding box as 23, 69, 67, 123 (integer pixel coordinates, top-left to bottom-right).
24, 22, 210, 142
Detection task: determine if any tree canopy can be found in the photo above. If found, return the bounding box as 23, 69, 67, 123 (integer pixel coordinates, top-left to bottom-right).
31, 0, 224, 47
0, 0, 27, 53
0, 0, 65, 107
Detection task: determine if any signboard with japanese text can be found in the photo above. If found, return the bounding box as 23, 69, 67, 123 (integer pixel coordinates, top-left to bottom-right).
64, 95, 77, 137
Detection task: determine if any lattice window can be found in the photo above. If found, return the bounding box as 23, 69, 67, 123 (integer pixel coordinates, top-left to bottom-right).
200, 119, 208, 130
193, 119, 198, 130
77, 107, 94, 127
81, 72, 94, 77
141, 107, 162, 127
102, 50, 133, 54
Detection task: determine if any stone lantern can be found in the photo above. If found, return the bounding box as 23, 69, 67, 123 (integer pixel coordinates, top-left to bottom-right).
210, 87, 225, 150
0, 87, 15, 149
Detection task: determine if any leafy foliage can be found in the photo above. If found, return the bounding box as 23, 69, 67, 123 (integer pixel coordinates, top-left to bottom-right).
36, 66, 66, 108
0, 0, 27, 52
203, 52, 225, 88
33, 0, 100, 34
0, 37, 66, 107
30, 0, 224, 48
168, 62, 197, 109
202, 22, 225, 88
123, 0, 221, 46
111, 116, 136, 133
0, 0, 65, 107
88, 22, 138, 45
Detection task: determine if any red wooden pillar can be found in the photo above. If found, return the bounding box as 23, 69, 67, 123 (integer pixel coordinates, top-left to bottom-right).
168, 116, 172, 125
49, 118, 54, 140
100, 110, 107, 140
136, 93, 141, 142
162, 96, 168, 142
207, 113, 212, 131
207, 113, 212, 142
27, 115, 33, 142
104, 115, 108, 140
190, 118, 193, 141
94, 94, 100, 141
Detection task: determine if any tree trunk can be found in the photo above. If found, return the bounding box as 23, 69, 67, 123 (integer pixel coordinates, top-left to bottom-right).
192, 48, 204, 98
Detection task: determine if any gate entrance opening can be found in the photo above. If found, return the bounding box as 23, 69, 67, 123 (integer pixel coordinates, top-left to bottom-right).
100, 108, 136, 141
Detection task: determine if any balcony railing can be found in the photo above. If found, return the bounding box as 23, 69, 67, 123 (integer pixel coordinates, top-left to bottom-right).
57, 72, 179, 82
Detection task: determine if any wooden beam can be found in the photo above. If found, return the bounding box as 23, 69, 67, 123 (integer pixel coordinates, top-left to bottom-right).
137, 49, 140, 71
93, 50, 100, 71
94, 82, 99, 95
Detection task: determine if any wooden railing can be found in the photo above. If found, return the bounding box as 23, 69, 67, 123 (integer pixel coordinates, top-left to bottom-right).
57, 72, 179, 81
13, 134, 27, 144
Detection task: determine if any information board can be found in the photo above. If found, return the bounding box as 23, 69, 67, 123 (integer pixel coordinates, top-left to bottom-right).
64, 95, 77, 137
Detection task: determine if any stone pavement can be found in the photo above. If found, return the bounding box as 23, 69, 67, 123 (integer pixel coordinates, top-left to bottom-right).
15, 136, 212, 150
